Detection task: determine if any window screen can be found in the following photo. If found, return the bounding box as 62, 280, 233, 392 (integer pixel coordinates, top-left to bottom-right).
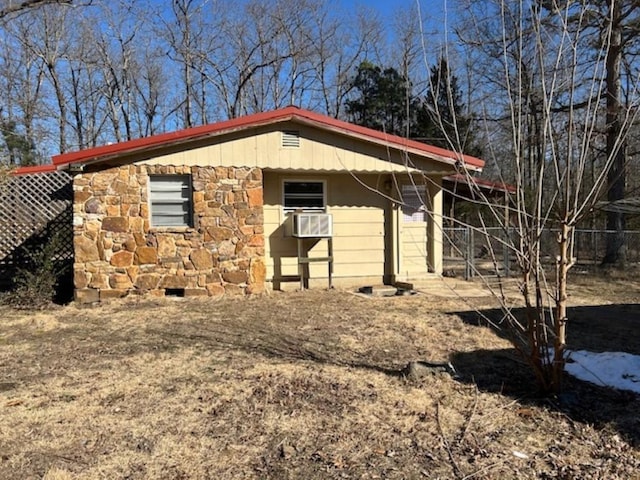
149, 175, 192, 227
402, 184, 427, 222
283, 181, 325, 212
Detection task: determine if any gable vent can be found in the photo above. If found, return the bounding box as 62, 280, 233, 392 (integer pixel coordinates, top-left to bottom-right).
282, 130, 300, 148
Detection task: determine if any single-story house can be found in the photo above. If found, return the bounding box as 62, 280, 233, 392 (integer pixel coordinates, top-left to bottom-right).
37, 106, 485, 302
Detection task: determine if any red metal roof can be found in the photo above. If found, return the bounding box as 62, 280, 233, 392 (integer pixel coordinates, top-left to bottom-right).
50, 106, 485, 170
444, 173, 515, 193
12, 164, 57, 175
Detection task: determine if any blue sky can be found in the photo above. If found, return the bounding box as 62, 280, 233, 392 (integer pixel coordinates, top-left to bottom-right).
337, 0, 451, 43
342, 1, 449, 21
344, 0, 414, 17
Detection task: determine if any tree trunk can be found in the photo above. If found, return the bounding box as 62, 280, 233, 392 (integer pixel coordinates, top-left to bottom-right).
46, 62, 67, 153
602, 0, 626, 267
553, 223, 570, 392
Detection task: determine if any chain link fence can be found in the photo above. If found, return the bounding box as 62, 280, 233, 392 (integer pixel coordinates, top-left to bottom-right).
443, 226, 640, 279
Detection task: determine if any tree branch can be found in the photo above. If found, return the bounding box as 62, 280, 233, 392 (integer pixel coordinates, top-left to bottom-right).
0, 1, 82, 19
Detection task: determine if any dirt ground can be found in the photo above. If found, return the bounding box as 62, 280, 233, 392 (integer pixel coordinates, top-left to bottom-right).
0, 273, 639, 479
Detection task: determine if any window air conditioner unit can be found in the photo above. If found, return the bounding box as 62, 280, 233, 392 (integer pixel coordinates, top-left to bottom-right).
292, 213, 333, 238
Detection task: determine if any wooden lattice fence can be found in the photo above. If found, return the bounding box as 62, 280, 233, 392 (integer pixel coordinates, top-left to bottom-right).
0, 170, 73, 291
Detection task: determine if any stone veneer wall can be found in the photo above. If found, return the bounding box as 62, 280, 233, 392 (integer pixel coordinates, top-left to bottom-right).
73, 164, 265, 303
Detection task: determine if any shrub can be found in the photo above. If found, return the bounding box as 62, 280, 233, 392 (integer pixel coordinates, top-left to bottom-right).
1, 232, 70, 309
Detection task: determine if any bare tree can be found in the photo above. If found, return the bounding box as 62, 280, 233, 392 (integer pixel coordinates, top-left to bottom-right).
23, 5, 72, 152
0, 13, 46, 163
163, 0, 199, 128
598, 1, 640, 265
0, 0, 78, 20
0, 0, 395, 154
450, 0, 640, 393
91, 2, 144, 142
129, 46, 167, 137
307, 5, 382, 118
65, 16, 105, 150
159, 0, 226, 127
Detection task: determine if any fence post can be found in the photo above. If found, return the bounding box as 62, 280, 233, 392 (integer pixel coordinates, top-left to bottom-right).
463, 227, 469, 280
503, 227, 510, 277
464, 226, 475, 280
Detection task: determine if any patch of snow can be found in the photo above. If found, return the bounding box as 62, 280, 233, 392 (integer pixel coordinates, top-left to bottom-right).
564, 350, 640, 394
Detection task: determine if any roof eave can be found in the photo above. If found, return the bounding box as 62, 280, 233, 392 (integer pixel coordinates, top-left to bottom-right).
52, 106, 485, 173
290, 116, 469, 170
55, 114, 298, 170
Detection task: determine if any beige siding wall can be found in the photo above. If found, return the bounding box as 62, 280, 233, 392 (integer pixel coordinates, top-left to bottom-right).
264, 172, 389, 285
136, 122, 446, 174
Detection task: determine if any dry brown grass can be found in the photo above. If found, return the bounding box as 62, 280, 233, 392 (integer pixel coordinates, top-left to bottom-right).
1, 277, 639, 479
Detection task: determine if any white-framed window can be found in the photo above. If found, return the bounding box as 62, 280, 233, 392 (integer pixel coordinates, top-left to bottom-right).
149, 175, 193, 227
402, 184, 427, 223
283, 180, 326, 213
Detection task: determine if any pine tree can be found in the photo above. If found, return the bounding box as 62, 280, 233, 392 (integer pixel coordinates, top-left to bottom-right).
1, 120, 39, 166
415, 57, 479, 155
345, 61, 417, 137
345, 59, 480, 156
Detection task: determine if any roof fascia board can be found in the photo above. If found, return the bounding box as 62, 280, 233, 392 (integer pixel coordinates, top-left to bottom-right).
52, 114, 296, 167
53, 107, 484, 173
291, 115, 481, 172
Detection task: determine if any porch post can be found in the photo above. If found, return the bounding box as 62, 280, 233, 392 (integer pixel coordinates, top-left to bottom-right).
390, 192, 400, 283
428, 177, 443, 275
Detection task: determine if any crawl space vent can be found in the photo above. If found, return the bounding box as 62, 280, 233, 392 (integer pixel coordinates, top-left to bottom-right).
165, 288, 185, 297
282, 130, 300, 148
